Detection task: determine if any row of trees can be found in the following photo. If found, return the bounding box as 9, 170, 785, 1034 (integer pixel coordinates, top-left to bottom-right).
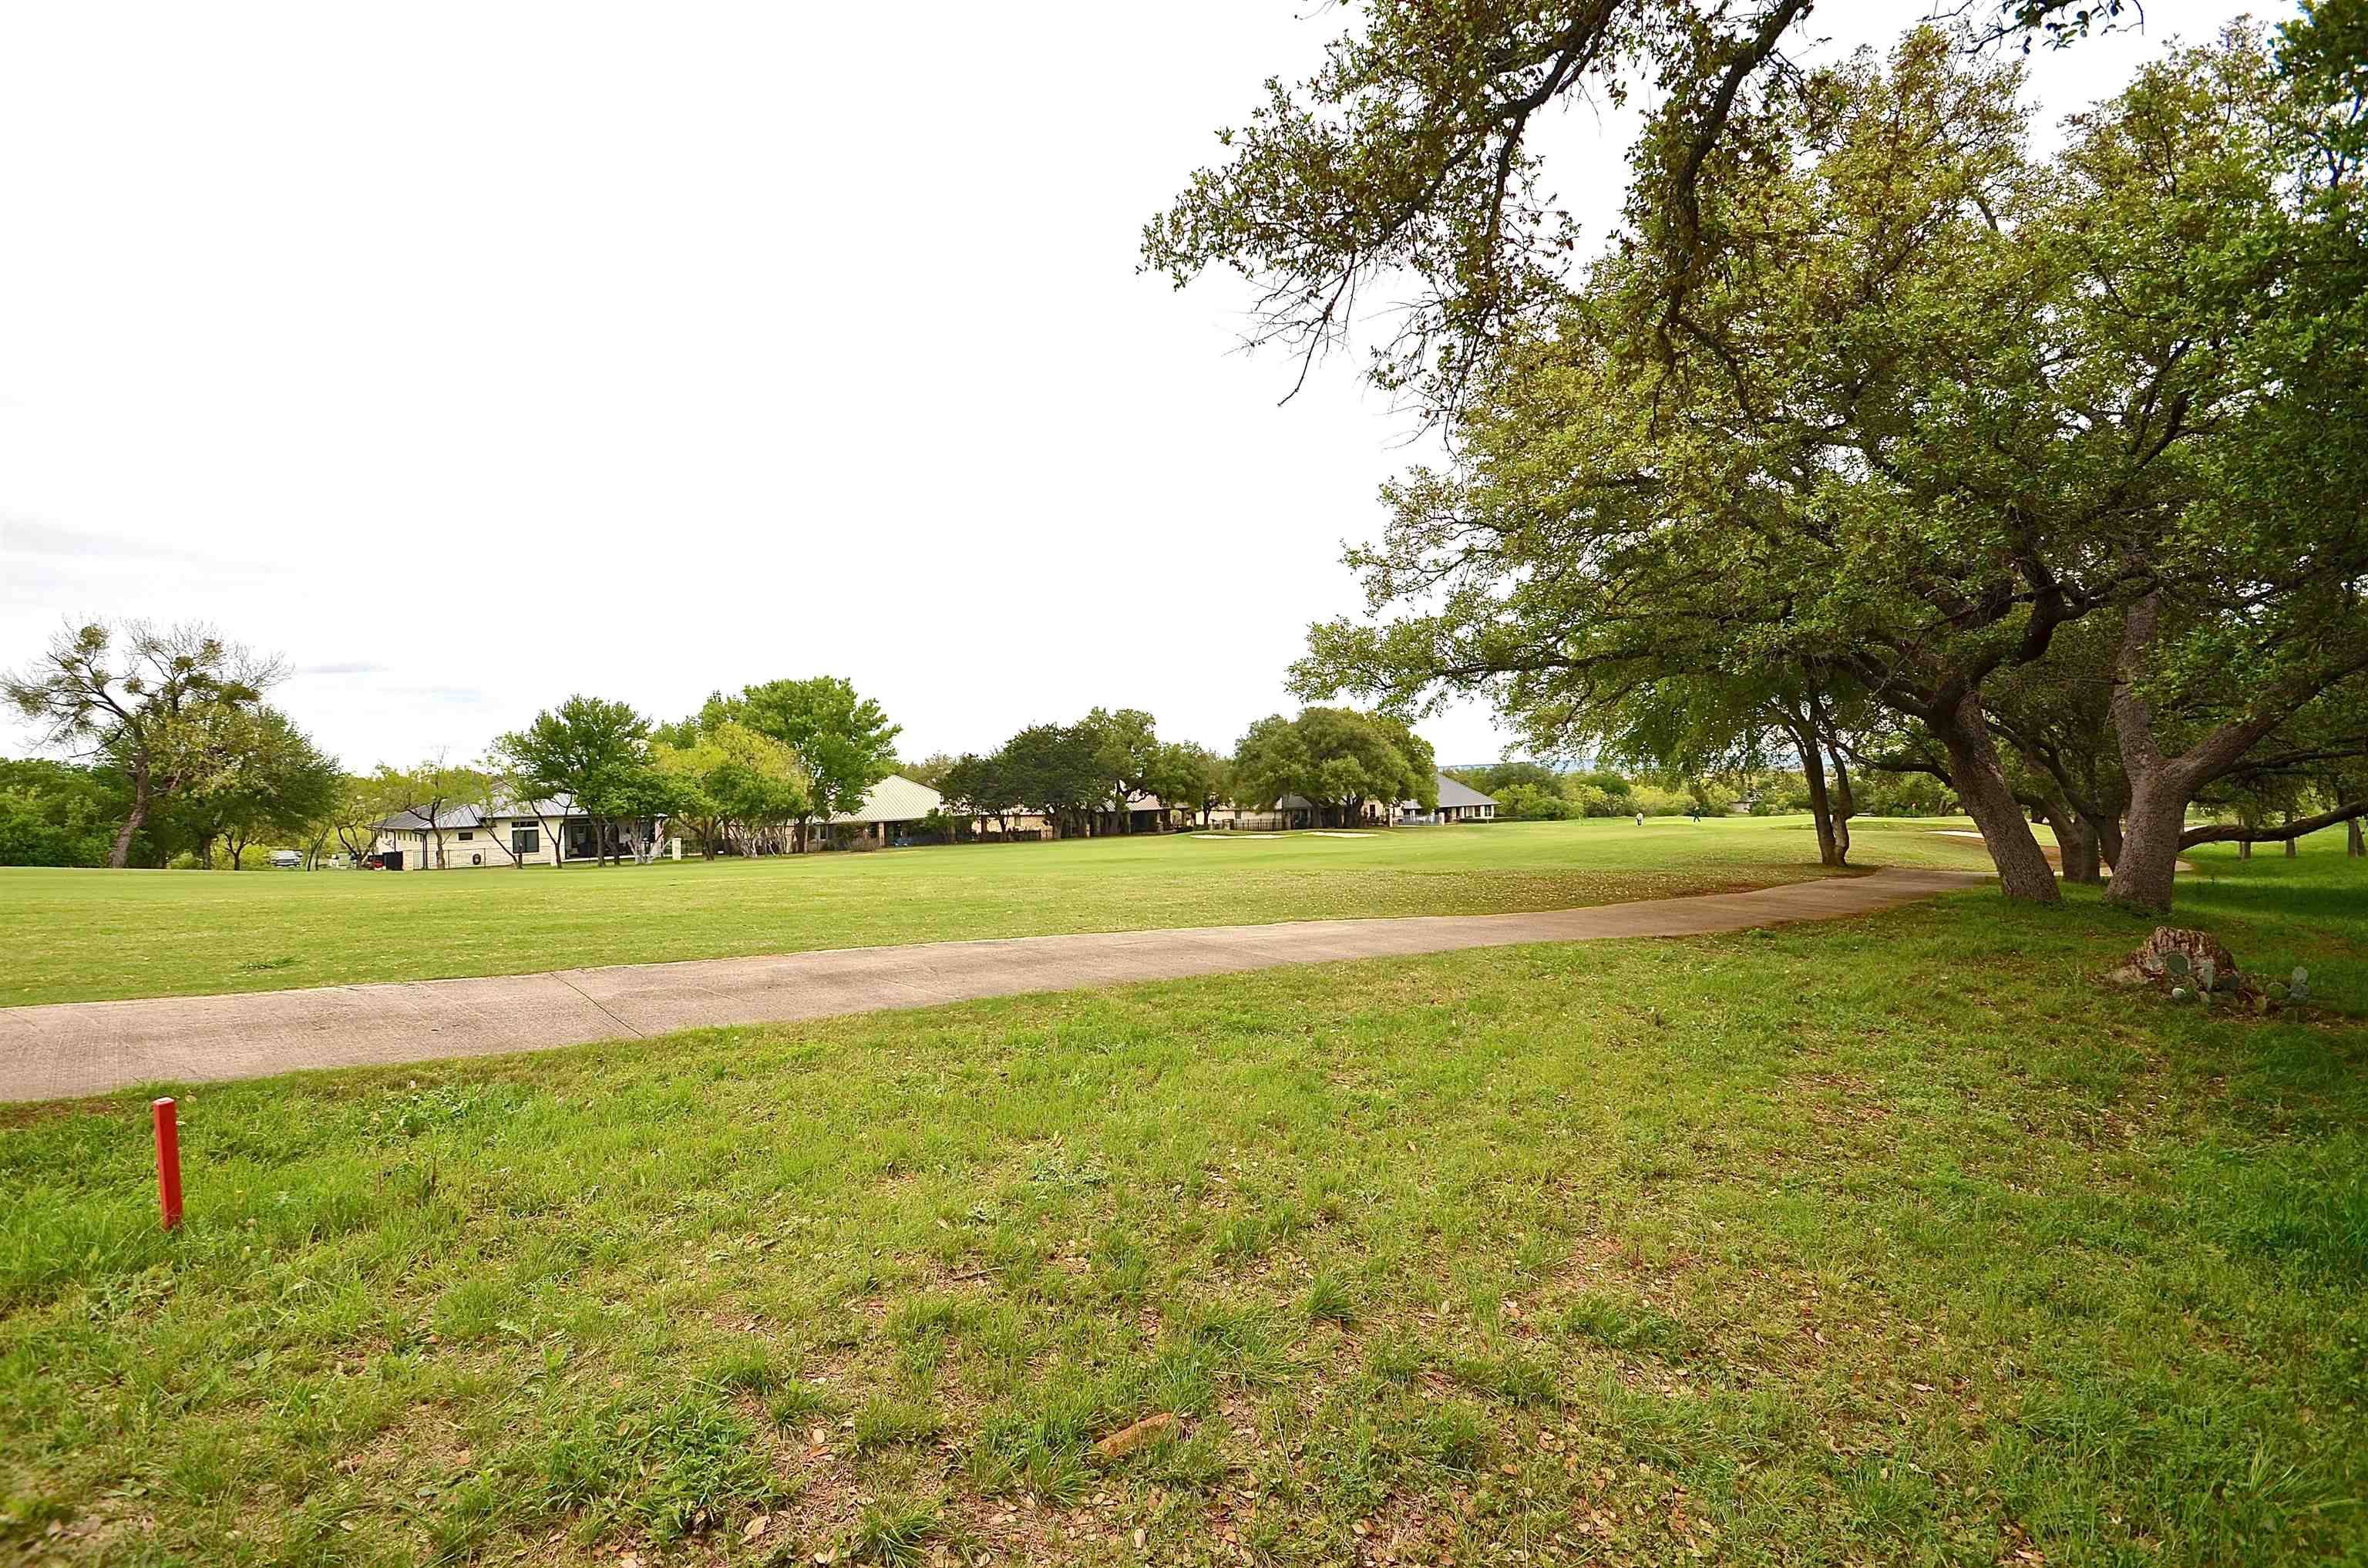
913, 708, 1226, 840
1, 622, 912, 870
1, 623, 1448, 867
1151, 5, 2368, 910
429, 676, 902, 868
913, 705, 1438, 840
1447, 761, 1959, 824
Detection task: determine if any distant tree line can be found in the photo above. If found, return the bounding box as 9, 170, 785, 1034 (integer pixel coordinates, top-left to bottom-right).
920, 708, 1223, 840
1448, 761, 1958, 823
6, 623, 1453, 868
0, 623, 913, 870
477, 675, 900, 866
922, 705, 1437, 840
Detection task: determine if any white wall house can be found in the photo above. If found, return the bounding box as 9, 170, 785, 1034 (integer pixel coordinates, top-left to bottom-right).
370, 800, 678, 870
370, 776, 956, 867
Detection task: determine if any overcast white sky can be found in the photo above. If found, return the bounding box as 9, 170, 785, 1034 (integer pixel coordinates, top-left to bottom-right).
0, 2, 2270, 773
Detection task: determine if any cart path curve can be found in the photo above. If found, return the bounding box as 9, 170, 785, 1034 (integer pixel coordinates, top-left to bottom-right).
1, 866, 1988, 1102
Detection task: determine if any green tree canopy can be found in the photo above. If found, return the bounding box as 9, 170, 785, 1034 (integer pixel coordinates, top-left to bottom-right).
939, 752, 1021, 835
1080, 707, 1162, 830
172, 707, 339, 869
3, 620, 284, 867
653, 721, 810, 859
1145, 1, 2130, 417
0, 760, 130, 866
1144, 741, 1231, 827
998, 722, 1105, 839
496, 696, 658, 867
1233, 708, 1431, 826
1280, 23, 2368, 907
707, 676, 900, 850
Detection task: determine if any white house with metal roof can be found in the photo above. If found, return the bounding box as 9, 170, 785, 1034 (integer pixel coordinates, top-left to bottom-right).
371, 773, 947, 867
371, 799, 678, 870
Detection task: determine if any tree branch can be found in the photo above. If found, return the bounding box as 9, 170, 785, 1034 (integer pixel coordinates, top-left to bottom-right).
2180, 799, 2368, 848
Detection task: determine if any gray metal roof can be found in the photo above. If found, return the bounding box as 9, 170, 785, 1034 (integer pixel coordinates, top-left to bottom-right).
375, 799, 581, 832
1431, 772, 1497, 808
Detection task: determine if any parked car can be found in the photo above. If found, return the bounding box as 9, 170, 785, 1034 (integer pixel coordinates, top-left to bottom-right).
269, 850, 304, 870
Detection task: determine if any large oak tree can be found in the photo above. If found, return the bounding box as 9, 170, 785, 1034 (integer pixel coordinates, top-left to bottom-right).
1246, 22, 2364, 907
705, 677, 900, 853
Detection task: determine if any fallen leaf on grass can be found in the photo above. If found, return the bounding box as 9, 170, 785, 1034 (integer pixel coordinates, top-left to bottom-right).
1095, 1412, 1177, 1459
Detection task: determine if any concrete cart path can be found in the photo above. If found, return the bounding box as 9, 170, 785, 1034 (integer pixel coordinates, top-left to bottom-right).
0, 866, 1989, 1102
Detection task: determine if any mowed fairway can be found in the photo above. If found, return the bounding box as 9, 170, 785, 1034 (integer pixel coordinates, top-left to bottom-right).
0, 839, 2361, 1566
0, 817, 1988, 1008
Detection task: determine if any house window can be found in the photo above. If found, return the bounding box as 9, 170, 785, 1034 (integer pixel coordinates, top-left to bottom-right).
457, 829, 473, 841
513, 826, 540, 856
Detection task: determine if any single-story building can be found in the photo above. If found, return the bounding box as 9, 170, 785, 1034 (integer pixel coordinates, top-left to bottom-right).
945, 789, 1179, 840
372, 799, 678, 870
376, 774, 954, 864
1209, 773, 1498, 831
1208, 792, 1322, 831
821, 774, 944, 846
1404, 773, 1498, 824
1098, 790, 1177, 835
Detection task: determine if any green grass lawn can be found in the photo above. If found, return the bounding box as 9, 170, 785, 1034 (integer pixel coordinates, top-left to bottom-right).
0, 816, 1990, 1008
2, 835, 2363, 1565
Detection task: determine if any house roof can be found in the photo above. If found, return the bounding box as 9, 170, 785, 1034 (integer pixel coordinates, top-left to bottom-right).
1432, 772, 1497, 808
826, 774, 943, 825
382, 777, 953, 834
375, 799, 582, 832
377, 804, 490, 833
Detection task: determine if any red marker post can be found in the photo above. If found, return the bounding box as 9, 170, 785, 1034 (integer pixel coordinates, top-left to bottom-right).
153, 1097, 183, 1231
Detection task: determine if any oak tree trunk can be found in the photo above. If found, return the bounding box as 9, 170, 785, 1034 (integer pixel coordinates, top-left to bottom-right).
2037, 798, 2099, 885
2107, 776, 2188, 913
1932, 693, 2060, 902
2092, 813, 2124, 875
2062, 818, 2101, 884
1797, 729, 1844, 867
1829, 751, 1853, 863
